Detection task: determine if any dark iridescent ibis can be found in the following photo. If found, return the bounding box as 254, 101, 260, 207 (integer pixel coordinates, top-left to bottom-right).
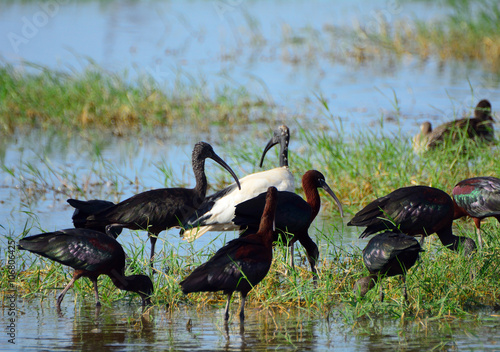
425, 99, 494, 149
353, 231, 423, 301
452, 176, 500, 247
17, 228, 154, 308
67, 199, 121, 237
232, 170, 344, 281
68, 142, 241, 268
347, 185, 476, 254
180, 186, 279, 322
181, 125, 294, 242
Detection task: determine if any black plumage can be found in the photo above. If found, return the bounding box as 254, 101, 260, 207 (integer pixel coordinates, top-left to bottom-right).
18, 228, 153, 308
67, 199, 121, 237
67, 142, 240, 268
180, 125, 294, 241
180, 186, 279, 321
233, 170, 343, 280
353, 231, 423, 301
347, 185, 476, 254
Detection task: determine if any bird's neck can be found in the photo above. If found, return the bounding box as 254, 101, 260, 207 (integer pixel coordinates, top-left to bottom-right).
110, 272, 151, 299
279, 139, 289, 167
303, 184, 321, 222
436, 227, 474, 253
109, 269, 132, 290
192, 158, 208, 197
256, 194, 278, 246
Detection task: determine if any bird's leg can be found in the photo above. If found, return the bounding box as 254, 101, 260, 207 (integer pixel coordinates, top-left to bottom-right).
94, 304, 101, 317
419, 235, 425, 247
475, 227, 484, 249
149, 234, 158, 269
306, 254, 318, 288
379, 284, 384, 302
402, 275, 408, 303
224, 293, 233, 321
57, 273, 80, 308
239, 293, 247, 322
91, 278, 101, 307
289, 243, 295, 271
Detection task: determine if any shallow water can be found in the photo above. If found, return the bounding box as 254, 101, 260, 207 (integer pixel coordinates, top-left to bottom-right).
1, 0, 500, 350
5, 297, 500, 351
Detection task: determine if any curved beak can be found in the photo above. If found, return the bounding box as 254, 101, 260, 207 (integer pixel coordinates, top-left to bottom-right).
259, 135, 279, 168
210, 153, 241, 190
318, 179, 344, 218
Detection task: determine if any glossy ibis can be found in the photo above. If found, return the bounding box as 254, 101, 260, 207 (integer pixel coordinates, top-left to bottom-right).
452, 176, 500, 247
67, 199, 121, 237
347, 185, 476, 254
180, 186, 279, 321
232, 170, 344, 281
181, 125, 295, 242
68, 142, 241, 268
353, 231, 423, 301
423, 99, 494, 149
18, 228, 154, 308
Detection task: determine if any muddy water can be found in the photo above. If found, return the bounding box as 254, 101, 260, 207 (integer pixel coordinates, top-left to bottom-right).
2, 0, 500, 350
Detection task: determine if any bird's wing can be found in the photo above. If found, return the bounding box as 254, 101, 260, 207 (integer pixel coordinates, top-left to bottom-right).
363, 232, 421, 272
87, 188, 198, 231
180, 237, 270, 293
181, 167, 294, 239
454, 177, 500, 217
18, 229, 120, 272
233, 190, 310, 233
67, 199, 116, 230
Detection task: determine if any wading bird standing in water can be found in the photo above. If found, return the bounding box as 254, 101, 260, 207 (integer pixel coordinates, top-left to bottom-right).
452, 176, 500, 247
18, 228, 154, 308
68, 142, 241, 269
180, 186, 279, 322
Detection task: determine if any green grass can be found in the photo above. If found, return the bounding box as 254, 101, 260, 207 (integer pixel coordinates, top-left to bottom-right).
273, 0, 500, 73
4, 211, 500, 322
347, 0, 500, 72
0, 63, 273, 134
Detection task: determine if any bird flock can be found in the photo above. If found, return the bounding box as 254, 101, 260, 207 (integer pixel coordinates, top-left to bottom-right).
18, 100, 499, 321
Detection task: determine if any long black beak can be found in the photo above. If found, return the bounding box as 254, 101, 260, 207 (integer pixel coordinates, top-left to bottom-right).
210, 153, 241, 190
259, 135, 279, 168
318, 179, 344, 218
